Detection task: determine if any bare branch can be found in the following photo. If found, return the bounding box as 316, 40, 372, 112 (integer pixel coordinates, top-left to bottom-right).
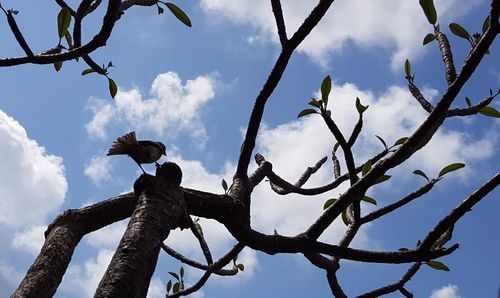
270, 0, 288, 45
236, 0, 336, 179
347, 114, 363, 147
419, 172, 499, 251
446, 92, 497, 117
2, 9, 34, 56
434, 30, 457, 86
361, 181, 435, 224
357, 263, 421, 297
408, 81, 434, 113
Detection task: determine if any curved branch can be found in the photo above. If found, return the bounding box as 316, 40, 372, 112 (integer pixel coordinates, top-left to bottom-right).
446, 92, 497, 117
435, 30, 457, 86
356, 262, 421, 297
408, 82, 434, 113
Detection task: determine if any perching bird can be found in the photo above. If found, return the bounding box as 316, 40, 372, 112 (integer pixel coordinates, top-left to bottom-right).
107, 131, 166, 173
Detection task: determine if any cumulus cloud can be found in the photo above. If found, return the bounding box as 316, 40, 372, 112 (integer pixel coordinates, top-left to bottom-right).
201, 0, 482, 69
430, 284, 461, 298
86, 72, 216, 147
84, 155, 112, 185
11, 225, 46, 256
0, 110, 67, 228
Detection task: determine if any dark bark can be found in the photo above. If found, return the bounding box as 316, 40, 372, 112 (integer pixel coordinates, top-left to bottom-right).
95, 175, 187, 297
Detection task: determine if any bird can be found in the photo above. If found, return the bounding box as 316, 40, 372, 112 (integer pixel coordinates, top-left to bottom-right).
107, 131, 166, 173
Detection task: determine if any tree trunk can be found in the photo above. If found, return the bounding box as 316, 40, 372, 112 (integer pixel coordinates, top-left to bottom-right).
94, 175, 187, 298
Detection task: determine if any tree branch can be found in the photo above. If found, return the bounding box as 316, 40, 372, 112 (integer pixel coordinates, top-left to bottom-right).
270, 0, 288, 45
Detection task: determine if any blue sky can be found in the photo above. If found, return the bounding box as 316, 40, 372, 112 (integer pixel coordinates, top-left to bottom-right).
0, 0, 499, 297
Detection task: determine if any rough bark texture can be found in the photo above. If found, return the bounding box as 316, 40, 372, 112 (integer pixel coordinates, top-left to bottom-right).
94, 175, 187, 298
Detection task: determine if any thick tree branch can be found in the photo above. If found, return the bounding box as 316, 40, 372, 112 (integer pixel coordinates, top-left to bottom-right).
434, 30, 457, 86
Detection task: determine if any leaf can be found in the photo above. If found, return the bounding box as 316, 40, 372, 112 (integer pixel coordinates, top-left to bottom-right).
57, 7, 71, 39
361, 160, 372, 177
465, 96, 472, 107
362, 196, 377, 205
355, 97, 369, 114
438, 163, 465, 177
221, 179, 228, 192
180, 266, 184, 278
64, 31, 73, 48
108, 78, 118, 98
54, 61, 63, 72
107, 61, 114, 68
479, 106, 500, 118
404, 59, 412, 78
169, 271, 180, 281
297, 109, 318, 118
166, 280, 172, 293
81, 68, 96, 76
375, 135, 387, 149
323, 198, 337, 210
394, 137, 408, 146
341, 209, 349, 226
173, 282, 180, 293
426, 260, 450, 271
321, 75, 332, 107
482, 15, 490, 34
236, 263, 245, 271
423, 33, 435, 45
157, 5, 164, 14
449, 23, 470, 40
373, 175, 391, 185
165, 3, 192, 27
308, 98, 321, 108
419, 0, 437, 24
413, 170, 430, 181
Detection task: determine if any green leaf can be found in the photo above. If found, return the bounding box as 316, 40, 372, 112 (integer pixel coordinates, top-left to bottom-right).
465, 96, 472, 107
449, 23, 470, 40
373, 175, 391, 185
426, 260, 450, 271
64, 31, 73, 48
413, 169, 430, 181
321, 75, 332, 107
57, 7, 71, 39
323, 198, 337, 210
361, 160, 372, 177
107, 61, 114, 68
169, 271, 180, 281
355, 97, 369, 114
221, 179, 228, 192
297, 109, 318, 118
423, 33, 435, 45
341, 209, 349, 226
173, 282, 180, 293
165, 3, 192, 27
394, 137, 408, 146
438, 163, 465, 177
404, 59, 412, 78
362, 196, 377, 205
482, 15, 490, 34
419, 0, 437, 24
375, 135, 387, 149
236, 263, 245, 271
166, 280, 172, 293
108, 78, 118, 98
308, 98, 321, 108
54, 61, 63, 72
81, 68, 96, 76
180, 266, 184, 278
157, 5, 164, 14
479, 106, 500, 118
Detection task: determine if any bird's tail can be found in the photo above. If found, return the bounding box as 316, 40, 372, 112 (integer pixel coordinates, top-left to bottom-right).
107, 131, 139, 156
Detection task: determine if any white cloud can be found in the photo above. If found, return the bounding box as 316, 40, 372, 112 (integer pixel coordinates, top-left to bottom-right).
85, 220, 127, 249
11, 225, 46, 256
430, 284, 461, 298
201, 0, 482, 69
0, 261, 23, 297
86, 72, 216, 147
59, 249, 114, 298
84, 155, 112, 185
0, 110, 67, 228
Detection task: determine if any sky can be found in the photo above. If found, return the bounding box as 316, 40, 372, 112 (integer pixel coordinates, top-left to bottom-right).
0, 0, 499, 297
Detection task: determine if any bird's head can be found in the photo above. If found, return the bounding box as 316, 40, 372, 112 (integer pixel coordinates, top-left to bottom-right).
158, 142, 167, 156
